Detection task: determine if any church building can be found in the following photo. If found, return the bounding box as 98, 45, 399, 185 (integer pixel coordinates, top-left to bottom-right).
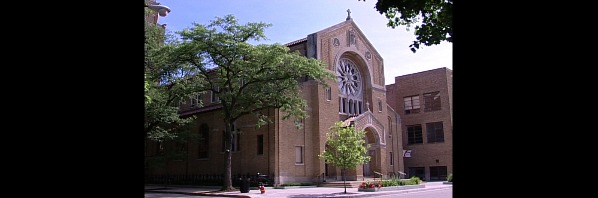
145, 10, 406, 186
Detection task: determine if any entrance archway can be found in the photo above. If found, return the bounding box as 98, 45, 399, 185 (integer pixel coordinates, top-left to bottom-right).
362, 127, 378, 178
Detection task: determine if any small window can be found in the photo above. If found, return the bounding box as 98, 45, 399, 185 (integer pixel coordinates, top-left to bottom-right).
257, 135, 264, 155
179, 98, 186, 107
325, 87, 331, 101
424, 91, 441, 112
377, 98, 382, 112
404, 95, 420, 114
211, 87, 220, 103
198, 124, 209, 159
191, 93, 201, 107
295, 146, 303, 164
338, 97, 342, 113
407, 124, 423, 144
390, 152, 394, 166
426, 122, 444, 143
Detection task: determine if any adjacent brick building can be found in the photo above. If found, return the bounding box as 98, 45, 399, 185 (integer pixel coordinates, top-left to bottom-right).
385, 67, 453, 181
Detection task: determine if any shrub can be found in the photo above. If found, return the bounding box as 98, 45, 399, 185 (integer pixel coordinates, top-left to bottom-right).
409, 176, 422, 184
381, 176, 401, 187
447, 173, 453, 182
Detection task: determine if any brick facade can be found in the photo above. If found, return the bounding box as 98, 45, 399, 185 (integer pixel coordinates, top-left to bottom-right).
385, 67, 453, 181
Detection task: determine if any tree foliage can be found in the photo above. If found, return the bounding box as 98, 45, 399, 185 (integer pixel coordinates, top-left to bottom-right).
171, 15, 334, 191
360, 0, 452, 53
144, 8, 205, 142
319, 121, 370, 193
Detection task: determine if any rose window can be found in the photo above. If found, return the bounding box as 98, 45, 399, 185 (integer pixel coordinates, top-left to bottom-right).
337, 59, 362, 96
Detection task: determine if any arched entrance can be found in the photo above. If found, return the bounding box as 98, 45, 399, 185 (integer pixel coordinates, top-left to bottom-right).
362, 127, 378, 178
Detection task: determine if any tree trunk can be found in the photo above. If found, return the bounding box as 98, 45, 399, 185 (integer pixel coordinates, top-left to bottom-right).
221, 122, 236, 191
342, 168, 347, 194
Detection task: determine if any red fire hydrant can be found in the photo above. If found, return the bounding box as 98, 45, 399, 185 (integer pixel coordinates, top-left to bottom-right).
258, 185, 266, 194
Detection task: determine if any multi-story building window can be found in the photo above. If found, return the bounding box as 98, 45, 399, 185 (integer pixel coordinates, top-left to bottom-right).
389, 152, 394, 166
325, 87, 331, 101
295, 146, 304, 164
378, 98, 382, 112
198, 124, 209, 159
407, 124, 423, 144
404, 95, 420, 114
424, 91, 441, 112
426, 122, 444, 143
211, 87, 220, 103
178, 98, 186, 107
257, 134, 264, 155
191, 93, 202, 107
429, 166, 448, 181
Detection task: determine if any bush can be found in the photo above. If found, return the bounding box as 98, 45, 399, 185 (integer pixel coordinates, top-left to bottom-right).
409, 176, 422, 184
378, 175, 426, 187
447, 173, 452, 182
381, 176, 403, 187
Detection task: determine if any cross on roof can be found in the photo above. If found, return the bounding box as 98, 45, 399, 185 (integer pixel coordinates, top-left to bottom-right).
346, 9, 351, 20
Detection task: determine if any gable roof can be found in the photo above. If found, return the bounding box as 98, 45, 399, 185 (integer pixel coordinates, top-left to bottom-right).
283, 18, 382, 61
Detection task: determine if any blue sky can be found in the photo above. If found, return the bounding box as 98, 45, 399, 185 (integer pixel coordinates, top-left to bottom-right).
155, 0, 452, 85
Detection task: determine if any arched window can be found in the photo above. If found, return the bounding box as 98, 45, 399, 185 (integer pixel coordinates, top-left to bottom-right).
198, 124, 209, 159
337, 58, 364, 115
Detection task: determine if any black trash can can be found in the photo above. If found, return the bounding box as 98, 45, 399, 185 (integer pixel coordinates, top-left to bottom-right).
239, 177, 250, 193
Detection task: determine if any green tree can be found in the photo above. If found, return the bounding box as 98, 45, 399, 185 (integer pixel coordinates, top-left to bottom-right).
144, 6, 205, 142
172, 15, 334, 191
359, 0, 452, 53
319, 121, 370, 194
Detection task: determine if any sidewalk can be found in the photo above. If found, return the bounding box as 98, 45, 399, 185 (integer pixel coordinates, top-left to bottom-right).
145, 181, 452, 197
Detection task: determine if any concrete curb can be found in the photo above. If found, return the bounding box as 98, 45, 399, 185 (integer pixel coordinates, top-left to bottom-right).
145, 190, 252, 198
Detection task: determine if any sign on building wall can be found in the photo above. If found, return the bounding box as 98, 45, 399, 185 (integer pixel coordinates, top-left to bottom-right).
403, 150, 412, 158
